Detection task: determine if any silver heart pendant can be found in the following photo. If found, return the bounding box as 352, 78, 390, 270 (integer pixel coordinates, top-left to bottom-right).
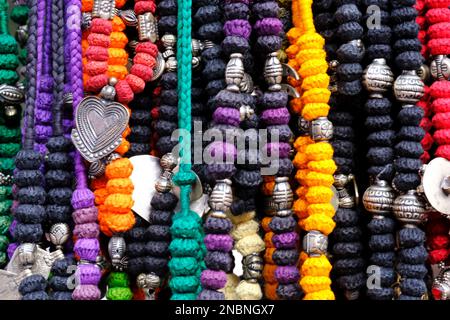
71, 96, 129, 163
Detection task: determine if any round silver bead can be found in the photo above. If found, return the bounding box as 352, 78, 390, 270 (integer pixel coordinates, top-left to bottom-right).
192, 56, 201, 68
303, 230, 328, 257
100, 85, 116, 101
165, 57, 177, 72
155, 175, 173, 193
362, 180, 395, 215
430, 55, 450, 81
209, 179, 233, 215
311, 117, 333, 141
242, 254, 263, 282
191, 39, 202, 56
48, 223, 71, 248
109, 77, 118, 86
88, 160, 106, 179
362, 58, 394, 94
393, 70, 424, 104
161, 34, 176, 49
160, 153, 177, 171
393, 190, 427, 225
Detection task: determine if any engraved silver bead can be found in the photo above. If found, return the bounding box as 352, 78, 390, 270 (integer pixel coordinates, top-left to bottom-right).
160, 153, 177, 171
118, 9, 137, 27
92, 0, 116, 20
303, 230, 328, 257
165, 57, 177, 72
48, 223, 70, 248
264, 52, 283, 91
155, 174, 173, 193
393, 70, 424, 104
417, 64, 431, 83
239, 73, 254, 94
393, 190, 427, 225
239, 105, 255, 121
100, 85, 116, 101
0, 84, 25, 103
242, 254, 263, 282
108, 236, 126, 268
138, 12, 158, 42
311, 117, 333, 141
88, 160, 106, 179
362, 58, 394, 94
362, 180, 395, 215
17, 243, 37, 269
334, 174, 351, 189
272, 177, 293, 214
209, 179, 233, 216
430, 55, 450, 81
161, 34, 176, 49
137, 273, 160, 290
225, 53, 245, 92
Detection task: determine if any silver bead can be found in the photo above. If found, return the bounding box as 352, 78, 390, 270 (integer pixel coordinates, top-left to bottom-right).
17, 243, 37, 269
298, 117, 311, 136
393, 190, 427, 225
4, 105, 17, 118
82, 13, 92, 29
138, 12, 158, 43
311, 117, 333, 141
242, 254, 263, 282
264, 52, 283, 91
417, 64, 431, 83
88, 160, 106, 179
430, 55, 450, 81
15, 25, 28, 45
155, 174, 173, 193
272, 177, 293, 214
239, 73, 254, 94
329, 60, 339, 71
160, 153, 177, 171
16, 81, 25, 92
109, 77, 118, 86
362, 58, 394, 94
303, 230, 328, 257
92, 0, 116, 20
337, 188, 355, 209
209, 179, 233, 216
225, 53, 245, 92
118, 9, 137, 27
362, 180, 395, 215
152, 53, 165, 82
161, 34, 176, 49
0, 84, 25, 103
63, 93, 73, 106
264, 196, 276, 216
47, 223, 71, 249
239, 105, 255, 121
192, 39, 202, 57
137, 273, 160, 290
203, 40, 214, 50
100, 85, 116, 101
334, 174, 351, 189
108, 236, 127, 269
192, 56, 201, 68
394, 70, 424, 104
165, 57, 177, 72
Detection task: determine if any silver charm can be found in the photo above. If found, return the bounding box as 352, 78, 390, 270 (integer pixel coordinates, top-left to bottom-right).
265, 52, 283, 91
393, 190, 427, 225
311, 117, 333, 141
160, 153, 177, 171
165, 57, 177, 72
138, 12, 158, 43
0, 84, 24, 103
108, 236, 127, 271
362, 58, 394, 95
137, 273, 160, 290
239, 105, 255, 121
92, 0, 116, 20
47, 223, 71, 249
118, 10, 137, 27
209, 179, 233, 218
242, 254, 263, 282
15, 25, 28, 46
82, 12, 92, 30
362, 180, 395, 215
3, 105, 17, 118
272, 177, 293, 215
279, 83, 300, 98
303, 230, 328, 257
298, 117, 311, 136
88, 160, 106, 179
226, 53, 245, 92
7, 245, 57, 280
422, 157, 450, 215
394, 70, 424, 104
430, 55, 450, 81
71, 96, 129, 163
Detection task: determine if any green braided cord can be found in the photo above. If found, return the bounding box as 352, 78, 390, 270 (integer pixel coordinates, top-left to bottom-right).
0, 0, 8, 35
106, 272, 133, 300
11, 5, 29, 25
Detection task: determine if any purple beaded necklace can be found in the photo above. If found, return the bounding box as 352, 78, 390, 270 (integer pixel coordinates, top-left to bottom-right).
68, 0, 102, 301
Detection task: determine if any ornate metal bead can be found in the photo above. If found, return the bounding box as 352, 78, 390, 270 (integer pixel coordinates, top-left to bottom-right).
225, 53, 245, 92
108, 236, 127, 270
92, 0, 116, 20
337, 188, 355, 209
82, 12, 92, 29
362, 180, 395, 215
155, 173, 173, 193
239, 105, 255, 121
137, 273, 160, 290
17, 243, 37, 269
334, 174, 351, 188
272, 177, 293, 214
264, 52, 283, 91
118, 10, 137, 27
203, 40, 214, 50
430, 55, 450, 81
362, 58, 394, 94
242, 254, 263, 282
0, 84, 24, 103
298, 117, 311, 136
239, 73, 254, 94
88, 160, 106, 179
47, 223, 70, 249
192, 39, 202, 57
394, 70, 424, 104
165, 57, 177, 72
192, 56, 201, 68
432, 267, 450, 300
209, 179, 233, 216
303, 230, 328, 257
161, 34, 176, 49
393, 190, 427, 225
100, 85, 116, 101
4, 105, 17, 118
138, 12, 158, 42
15, 25, 28, 45
160, 153, 177, 171
417, 64, 431, 83
311, 117, 333, 141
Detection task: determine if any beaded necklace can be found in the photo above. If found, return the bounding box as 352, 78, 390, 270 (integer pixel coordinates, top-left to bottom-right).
288, 0, 337, 300
361, 0, 396, 300
0, 0, 23, 268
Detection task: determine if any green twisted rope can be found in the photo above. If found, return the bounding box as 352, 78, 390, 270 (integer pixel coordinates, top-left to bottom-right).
169, 0, 205, 300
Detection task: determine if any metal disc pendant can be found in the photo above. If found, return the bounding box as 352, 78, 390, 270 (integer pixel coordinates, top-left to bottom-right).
71, 96, 129, 163
151, 52, 165, 82
423, 157, 450, 215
